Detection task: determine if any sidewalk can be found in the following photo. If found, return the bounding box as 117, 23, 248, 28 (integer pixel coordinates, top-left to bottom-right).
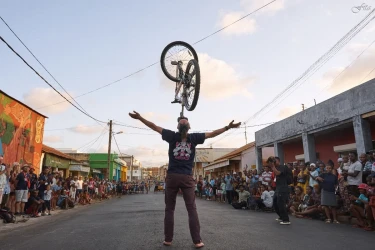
0, 199, 107, 233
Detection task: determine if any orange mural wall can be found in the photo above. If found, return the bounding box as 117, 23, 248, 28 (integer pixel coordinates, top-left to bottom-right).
0, 90, 46, 173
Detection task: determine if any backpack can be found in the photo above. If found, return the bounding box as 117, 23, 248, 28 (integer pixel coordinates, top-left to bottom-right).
286, 166, 293, 185
0, 208, 16, 223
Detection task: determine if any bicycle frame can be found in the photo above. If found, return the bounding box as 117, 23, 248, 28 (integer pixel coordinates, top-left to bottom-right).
174, 61, 186, 118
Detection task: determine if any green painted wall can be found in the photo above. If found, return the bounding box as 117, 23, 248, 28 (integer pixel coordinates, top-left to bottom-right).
89, 153, 119, 180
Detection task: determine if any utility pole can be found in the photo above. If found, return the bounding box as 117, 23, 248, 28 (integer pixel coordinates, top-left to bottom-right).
130, 155, 134, 181
244, 122, 248, 144
107, 120, 112, 180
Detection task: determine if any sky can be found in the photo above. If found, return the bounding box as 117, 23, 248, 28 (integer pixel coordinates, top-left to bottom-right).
1, 0, 375, 167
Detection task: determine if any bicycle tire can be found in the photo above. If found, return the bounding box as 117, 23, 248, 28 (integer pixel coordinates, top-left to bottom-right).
184, 59, 200, 111
160, 41, 198, 82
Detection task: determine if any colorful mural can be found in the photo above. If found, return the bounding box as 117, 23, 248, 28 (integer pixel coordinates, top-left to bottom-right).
0, 90, 46, 173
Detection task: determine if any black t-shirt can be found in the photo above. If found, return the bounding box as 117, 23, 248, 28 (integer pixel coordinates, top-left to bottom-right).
275, 165, 289, 193
16, 172, 29, 190
25, 196, 40, 210
319, 173, 338, 192
162, 129, 205, 175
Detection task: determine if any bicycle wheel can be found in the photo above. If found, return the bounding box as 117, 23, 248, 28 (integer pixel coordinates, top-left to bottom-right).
160, 41, 198, 82
183, 59, 200, 111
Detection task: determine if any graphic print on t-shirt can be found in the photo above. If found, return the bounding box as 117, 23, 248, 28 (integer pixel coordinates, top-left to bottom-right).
173, 142, 192, 160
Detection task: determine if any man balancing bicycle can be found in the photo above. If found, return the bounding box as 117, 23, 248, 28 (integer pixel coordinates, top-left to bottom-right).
129, 111, 241, 248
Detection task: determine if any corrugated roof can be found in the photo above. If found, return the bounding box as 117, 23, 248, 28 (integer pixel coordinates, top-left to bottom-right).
42, 144, 76, 161
0, 90, 48, 118
212, 141, 256, 162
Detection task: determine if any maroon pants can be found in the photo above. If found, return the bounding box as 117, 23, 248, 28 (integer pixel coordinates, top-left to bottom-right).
164, 173, 201, 244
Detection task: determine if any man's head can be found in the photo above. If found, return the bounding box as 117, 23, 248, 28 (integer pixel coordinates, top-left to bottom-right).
43, 167, 49, 174
264, 166, 270, 172
349, 152, 357, 162
31, 190, 38, 197
267, 156, 276, 167
359, 153, 367, 163
22, 164, 29, 172
177, 117, 190, 134
239, 185, 244, 192
74, 176, 78, 180
310, 163, 316, 171
29, 167, 35, 173
275, 157, 281, 166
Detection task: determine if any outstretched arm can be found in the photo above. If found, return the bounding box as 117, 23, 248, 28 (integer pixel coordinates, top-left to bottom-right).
129, 111, 162, 134
205, 120, 241, 139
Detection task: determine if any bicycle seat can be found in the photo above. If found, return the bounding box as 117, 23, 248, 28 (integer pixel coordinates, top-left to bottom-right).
171, 61, 178, 65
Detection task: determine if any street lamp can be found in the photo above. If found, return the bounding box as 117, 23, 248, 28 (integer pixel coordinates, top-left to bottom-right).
113, 131, 123, 135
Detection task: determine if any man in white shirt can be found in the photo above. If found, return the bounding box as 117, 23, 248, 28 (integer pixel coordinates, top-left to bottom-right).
257, 185, 273, 210
76, 176, 84, 201
346, 152, 362, 197
70, 177, 78, 200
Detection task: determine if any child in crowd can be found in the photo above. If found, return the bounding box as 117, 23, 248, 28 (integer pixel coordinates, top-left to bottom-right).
206, 184, 213, 201
365, 175, 375, 231
350, 183, 369, 228
299, 186, 313, 212
43, 184, 52, 216
220, 180, 226, 203
51, 181, 62, 211
289, 186, 304, 216
79, 190, 91, 205
267, 185, 275, 198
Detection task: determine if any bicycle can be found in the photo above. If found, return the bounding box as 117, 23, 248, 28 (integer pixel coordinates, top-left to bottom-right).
160, 41, 201, 118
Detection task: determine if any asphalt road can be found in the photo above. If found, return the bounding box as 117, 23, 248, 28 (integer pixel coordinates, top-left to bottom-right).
1, 193, 374, 250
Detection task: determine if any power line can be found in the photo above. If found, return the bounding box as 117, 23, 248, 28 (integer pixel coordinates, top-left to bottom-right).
112, 134, 123, 155
26, 0, 279, 109
75, 128, 107, 151
0, 16, 105, 128
0, 35, 108, 124
207, 9, 375, 146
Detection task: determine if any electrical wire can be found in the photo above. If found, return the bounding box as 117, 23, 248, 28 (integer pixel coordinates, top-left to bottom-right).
112, 134, 123, 155
207, 9, 375, 146
0, 36, 108, 124
75, 128, 107, 151
23, 0, 279, 109
0, 16, 106, 129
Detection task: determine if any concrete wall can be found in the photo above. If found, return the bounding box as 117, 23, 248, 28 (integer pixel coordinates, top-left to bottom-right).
255, 78, 375, 146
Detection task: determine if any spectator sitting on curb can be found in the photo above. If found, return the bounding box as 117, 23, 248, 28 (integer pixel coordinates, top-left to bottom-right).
25, 190, 44, 217
256, 185, 273, 211
350, 183, 369, 228
57, 190, 74, 209
232, 185, 250, 209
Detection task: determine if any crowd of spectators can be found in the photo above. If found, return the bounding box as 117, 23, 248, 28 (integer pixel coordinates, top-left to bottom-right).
0, 155, 150, 223
195, 151, 375, 231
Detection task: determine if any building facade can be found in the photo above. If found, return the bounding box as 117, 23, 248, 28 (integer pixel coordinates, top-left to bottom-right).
0, 90, 47, 173
42, 144, 76, 177
203, 142, 274, 178
255, 79, 375, 168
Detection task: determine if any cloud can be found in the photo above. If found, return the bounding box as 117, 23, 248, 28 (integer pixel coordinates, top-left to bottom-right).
68, 125, 104, 134
160, 53, 256, 100
114, 145, 168, 168
23, 88, 71, 114
43, 135, 63, 143
142, 112, 170, 123
217, 0, 285, 36
318, 46, 375, 95
278, 106, 300, 119
218, 11, 257, 35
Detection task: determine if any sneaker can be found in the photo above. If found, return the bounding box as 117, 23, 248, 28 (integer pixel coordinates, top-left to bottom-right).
275, 218, 282, 221
280, 221, 291, 225
171, 98, 181, 104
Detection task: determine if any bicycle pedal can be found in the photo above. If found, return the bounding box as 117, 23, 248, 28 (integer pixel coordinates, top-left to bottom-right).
171, 99, 181, 104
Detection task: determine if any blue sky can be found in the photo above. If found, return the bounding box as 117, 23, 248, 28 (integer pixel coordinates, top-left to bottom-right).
1, 0, 375, 167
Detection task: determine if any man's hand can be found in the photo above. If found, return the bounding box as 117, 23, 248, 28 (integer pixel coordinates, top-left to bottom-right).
129, 111, 141, 120
228, 120, 241, 129
128, 111, 162, 134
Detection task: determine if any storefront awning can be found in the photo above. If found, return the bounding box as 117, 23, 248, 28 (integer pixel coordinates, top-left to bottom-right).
204, 159, 230, 171
92, 169, 102, 174
69, 165, 90, 172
